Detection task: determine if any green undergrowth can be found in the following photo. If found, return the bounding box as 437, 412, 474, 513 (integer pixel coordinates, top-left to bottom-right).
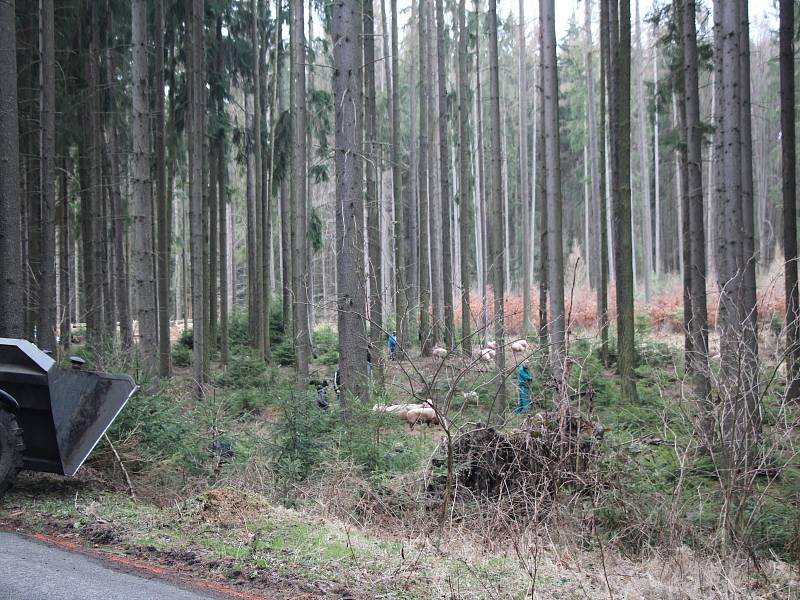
12, 327, 800, 582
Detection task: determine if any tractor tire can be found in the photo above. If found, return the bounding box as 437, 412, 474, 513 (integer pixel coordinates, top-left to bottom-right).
0, 409, 24, 498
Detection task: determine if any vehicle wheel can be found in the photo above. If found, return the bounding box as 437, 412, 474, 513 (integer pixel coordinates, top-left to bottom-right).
0, 409, 24, 498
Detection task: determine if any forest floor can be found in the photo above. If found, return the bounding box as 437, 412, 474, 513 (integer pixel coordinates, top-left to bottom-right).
2, 321, 800, 599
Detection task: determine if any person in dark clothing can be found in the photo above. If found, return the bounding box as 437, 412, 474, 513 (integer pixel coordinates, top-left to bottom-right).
309, 379, 330, 410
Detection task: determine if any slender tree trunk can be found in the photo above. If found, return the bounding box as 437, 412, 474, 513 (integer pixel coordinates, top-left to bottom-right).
155, 0, 170, 376
132, 0, 157, 370
80, 3, 102, 348
334, 0, 368, 403
738, 0, 759, 431
457, 0, 473, 355
682, 0, 711, 435
37, 0, 56, 350
653, 52, 661, 275
418, 0, 432, 356
428, 0, 443, 348
488, 0, 506, 410
435, 0, 454, 349
209, 132, 219, 352
264, 0, 282, 362
541, 0, 566, 396
21, 5, 40, 343
715, 0, 758, 480
707, 79, 716, 276
278, 33, 292, 336
188, 0, 206, 397
675, 83, 693, 357
103, 30, 132, 350
597, 0, 609, 365
364, 0, 383, 374
390, 0, 408, 349
608, 0, 638, 402
519, 0, 532, 337
92, 5, 110, 342
292, 0, 310, 378
260, 0, 272, 361
217, 70, 229, 366
245, 92, 258, 343
537, 21, 549, 356
475, 0, 489, 345
59, 157, 71, 350
0, 0, 22, 338
251, 0, 265, 357
634, 0, 653, 302
585, 0, 604, 341
780, 0, 800, 401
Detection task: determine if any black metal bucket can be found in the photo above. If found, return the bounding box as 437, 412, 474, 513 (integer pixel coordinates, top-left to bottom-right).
0, 339, 137, 476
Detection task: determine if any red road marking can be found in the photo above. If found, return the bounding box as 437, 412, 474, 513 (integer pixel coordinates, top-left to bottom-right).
28, 532, 269, 600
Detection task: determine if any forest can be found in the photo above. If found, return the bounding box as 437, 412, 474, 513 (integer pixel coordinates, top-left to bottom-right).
0, 0, 800, 597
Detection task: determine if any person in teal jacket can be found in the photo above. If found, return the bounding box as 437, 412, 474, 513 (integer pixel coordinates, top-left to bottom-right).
515, 360, 533, 414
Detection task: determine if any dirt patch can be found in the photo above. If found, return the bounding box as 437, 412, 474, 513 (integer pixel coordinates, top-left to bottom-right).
192, 487, 271, 527
82, 523, 118, 545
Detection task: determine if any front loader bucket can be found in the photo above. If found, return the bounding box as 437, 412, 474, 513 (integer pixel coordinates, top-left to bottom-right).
0, 339, 137, 476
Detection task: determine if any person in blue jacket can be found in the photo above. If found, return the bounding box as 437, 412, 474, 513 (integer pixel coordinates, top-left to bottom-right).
515, 360, 533, 414
388, 331, 397, 359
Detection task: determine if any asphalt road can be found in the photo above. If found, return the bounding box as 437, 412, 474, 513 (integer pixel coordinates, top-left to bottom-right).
0, 532, 221, 600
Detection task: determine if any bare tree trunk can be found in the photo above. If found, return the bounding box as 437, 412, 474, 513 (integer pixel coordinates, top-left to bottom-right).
715, 0, 758, 480
334, 0, 368, 403
364, 0, 383, 376
781, 0, 800, 401
738, 0, 759, 428
260, 0, 272, 361
457, 0, 473, 355
434, 0, 454, 349
278, 37, 292, 337
132, 0, 157, 370
154, 0, 171, 376
537, 20, 549, 356
683, 0, 712, 434
653, 52, 661, 275
292, 0, 310, 378
21, 6, 40, 343
475, 0, 489, 345
541, 0, 566, 396
264, 0, 282, 362
37, 0, 56, 351
585, 0, 603, 318
519, 0, 532, 337
488, 0, 506, 410
675, 84, 693, 357
80, 3, 103, 348
634, 0, 653, 302
251, 0, 264, 358
217, 74, 229, 366
59, 157, 71, 350
418, 0, 432, 356
245, 92, 258, 343
103, 24, 132, 350
0, 0, 22, 338
188, 0, 206, 397
608, 0, 638, 402
389, 0, 408, 349
597, 0, 609, 365
427, 0, 443, 348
